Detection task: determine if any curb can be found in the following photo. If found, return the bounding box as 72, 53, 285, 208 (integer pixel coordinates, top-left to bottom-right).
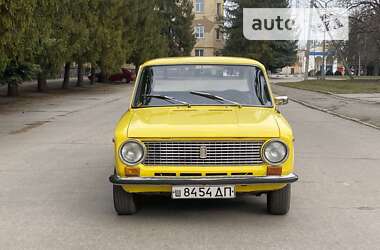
325, 91, 380, 104
288, 98, 380, 131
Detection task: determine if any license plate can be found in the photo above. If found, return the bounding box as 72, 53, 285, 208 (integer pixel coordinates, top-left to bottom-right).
171, 185, 235, 199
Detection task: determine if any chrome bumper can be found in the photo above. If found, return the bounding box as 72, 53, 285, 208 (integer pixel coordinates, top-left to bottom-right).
109, 173, 298, 185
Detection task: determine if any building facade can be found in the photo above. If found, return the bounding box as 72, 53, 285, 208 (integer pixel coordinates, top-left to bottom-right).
282, 43, 343, 76
191, 0, 224, 56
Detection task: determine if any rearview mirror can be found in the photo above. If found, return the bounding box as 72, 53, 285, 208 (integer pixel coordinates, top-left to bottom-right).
275, 96, 288, 106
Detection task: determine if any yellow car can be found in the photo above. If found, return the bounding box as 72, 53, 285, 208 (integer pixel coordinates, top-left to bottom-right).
109, 57, 298, 215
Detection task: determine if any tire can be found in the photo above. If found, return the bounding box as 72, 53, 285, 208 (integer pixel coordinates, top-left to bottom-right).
267, 184, 291, 215
113, 185, 137, 215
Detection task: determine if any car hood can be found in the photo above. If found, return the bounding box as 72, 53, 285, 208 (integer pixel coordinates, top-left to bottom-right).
123, 107, 280, 138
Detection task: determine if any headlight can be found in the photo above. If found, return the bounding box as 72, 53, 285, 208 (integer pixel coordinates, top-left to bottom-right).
262, 140, 288, 165
119, 140, 146, 165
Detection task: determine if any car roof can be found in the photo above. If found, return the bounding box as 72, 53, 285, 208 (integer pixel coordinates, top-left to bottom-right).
141, 57, 266, 69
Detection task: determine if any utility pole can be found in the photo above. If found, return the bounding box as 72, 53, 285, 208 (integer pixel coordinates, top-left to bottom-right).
304, 0, 314, 80
321, 2, 327, 80
320, 0, 334, 80
322, 28, 326, 79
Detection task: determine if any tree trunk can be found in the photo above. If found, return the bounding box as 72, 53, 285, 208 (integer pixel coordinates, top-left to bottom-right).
62, 62, 71, 89
133, 60, 140, 73
37, 73, 48, 92
90, 67, 96, 85
7, 83, 19, 96
99, 68, 108, 83
76, 63, 84, 86
374, 64, 380, 76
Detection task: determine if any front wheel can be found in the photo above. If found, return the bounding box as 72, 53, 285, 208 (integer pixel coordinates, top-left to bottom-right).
113, 185, 137, 215
267, 184, 291, 215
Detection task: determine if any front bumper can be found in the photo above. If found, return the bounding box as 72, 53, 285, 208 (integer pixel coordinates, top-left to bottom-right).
109, 173, 298, 185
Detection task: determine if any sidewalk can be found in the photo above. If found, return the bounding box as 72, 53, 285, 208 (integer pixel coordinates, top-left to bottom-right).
0, 79, 131, 135
271, 84, 380, 129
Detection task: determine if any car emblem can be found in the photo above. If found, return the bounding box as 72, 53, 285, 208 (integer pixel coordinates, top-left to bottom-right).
199, 146, 207, 159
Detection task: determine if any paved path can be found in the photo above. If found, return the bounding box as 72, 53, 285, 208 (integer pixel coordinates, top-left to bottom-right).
271, 83, 380, 128
0, 84, 380, 249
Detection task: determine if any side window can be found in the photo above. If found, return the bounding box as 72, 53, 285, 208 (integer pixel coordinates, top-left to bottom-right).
134, 68, 153, 106
260, 73, 271, 105
254, 70, 272, 106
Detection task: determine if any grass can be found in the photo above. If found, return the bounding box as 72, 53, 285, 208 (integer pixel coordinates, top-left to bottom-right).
277, 79, 380, 94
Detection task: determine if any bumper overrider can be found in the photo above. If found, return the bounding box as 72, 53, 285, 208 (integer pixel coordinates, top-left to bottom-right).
109, 173, 298, 185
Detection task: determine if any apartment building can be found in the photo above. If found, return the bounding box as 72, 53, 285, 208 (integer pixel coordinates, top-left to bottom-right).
191, 0, 224, 56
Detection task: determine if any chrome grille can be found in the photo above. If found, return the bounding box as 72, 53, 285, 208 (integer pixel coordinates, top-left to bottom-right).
142, 141, 264, 166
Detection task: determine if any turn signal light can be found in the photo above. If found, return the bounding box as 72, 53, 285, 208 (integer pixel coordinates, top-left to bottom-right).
267, 166, 282, 176
125, 167, 140, 177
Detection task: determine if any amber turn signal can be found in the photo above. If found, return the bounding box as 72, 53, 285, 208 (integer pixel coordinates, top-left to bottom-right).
124, 167, 140, 177
267, 166, 282, 176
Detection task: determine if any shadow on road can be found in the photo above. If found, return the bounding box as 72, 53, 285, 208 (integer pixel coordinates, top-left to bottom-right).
124, 195, 268, 217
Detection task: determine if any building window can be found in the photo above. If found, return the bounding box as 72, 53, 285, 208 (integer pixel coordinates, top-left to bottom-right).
216, 28, 221, 40
195, 25, 204, 39
195, 0, 204, 13
217, 3, 222, 17
195, 49, 204, 56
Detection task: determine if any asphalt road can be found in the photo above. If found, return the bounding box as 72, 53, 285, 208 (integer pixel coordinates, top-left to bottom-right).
1, 84, 380, 250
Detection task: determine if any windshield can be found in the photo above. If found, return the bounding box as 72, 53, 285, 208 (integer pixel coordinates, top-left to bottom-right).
133, 65, 273, 108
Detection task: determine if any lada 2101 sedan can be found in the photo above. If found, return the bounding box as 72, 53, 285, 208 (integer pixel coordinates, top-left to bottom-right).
109, 57, 298, 215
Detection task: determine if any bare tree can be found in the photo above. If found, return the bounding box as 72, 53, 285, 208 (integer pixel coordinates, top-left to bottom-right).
341, 0, 380, 75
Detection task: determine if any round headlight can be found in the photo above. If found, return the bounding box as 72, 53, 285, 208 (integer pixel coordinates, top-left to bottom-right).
262, 140, 288, 165
119, 140, 146, 165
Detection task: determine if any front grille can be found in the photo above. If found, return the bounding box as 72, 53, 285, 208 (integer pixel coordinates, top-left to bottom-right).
142, 141, 264, 166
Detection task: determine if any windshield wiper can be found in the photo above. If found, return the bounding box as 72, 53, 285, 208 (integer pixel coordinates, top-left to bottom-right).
144, 95, 191, 107
190, 91, 242, 108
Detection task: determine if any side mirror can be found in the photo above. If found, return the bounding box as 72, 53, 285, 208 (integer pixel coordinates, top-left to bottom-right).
275, 96, 288, 106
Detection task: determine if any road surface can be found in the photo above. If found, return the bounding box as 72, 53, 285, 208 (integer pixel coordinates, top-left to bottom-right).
0, 84, 379, 249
